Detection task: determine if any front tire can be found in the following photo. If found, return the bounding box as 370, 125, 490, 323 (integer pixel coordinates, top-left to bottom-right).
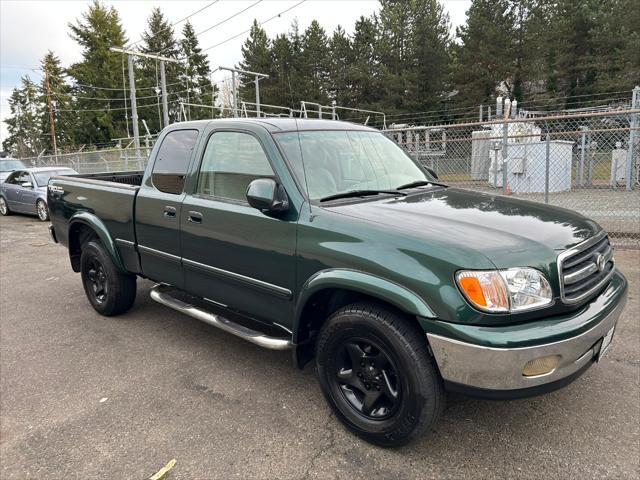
36, 199, 49, 221
80, 240, 136, 316
315, 302, 444, 447
0, 196, 11, 216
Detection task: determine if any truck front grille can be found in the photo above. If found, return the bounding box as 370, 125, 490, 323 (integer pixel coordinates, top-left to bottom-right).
558, 231, 615, 304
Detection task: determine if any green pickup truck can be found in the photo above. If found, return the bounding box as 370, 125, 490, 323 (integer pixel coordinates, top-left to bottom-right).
48, 119, 628, 446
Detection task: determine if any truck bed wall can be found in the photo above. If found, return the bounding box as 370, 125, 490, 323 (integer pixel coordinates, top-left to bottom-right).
48, 176, 140, 273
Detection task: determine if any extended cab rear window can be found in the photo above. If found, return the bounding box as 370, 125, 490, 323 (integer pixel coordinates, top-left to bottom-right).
152, 129, 198, 194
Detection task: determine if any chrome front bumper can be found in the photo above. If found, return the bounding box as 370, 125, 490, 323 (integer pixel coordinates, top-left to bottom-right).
427, 296, 626, 392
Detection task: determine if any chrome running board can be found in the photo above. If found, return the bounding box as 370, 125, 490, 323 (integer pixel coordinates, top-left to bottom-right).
150, 284, 292, 350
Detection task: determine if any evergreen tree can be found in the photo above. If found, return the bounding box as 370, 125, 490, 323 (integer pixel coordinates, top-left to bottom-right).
40, 51, 76, 153
452, 0, 516, 106
238, 20, 272, 112
300, 20, 330, 106
179, 21, 214, 120
350, 16, 383, 111
67, 0, 129, 145
2, 76, 44, 157
327, 26, 354, 107
286, 20, 307, 108
139, 7, 181, 132
407, 0, 451, 112
270, 33, 296, 109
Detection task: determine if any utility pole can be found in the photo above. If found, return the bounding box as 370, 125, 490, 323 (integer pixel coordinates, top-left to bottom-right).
44, 67, 57, 156
110, 47, 182, 149
160, 61, 169, 128
216, 66, 268, 117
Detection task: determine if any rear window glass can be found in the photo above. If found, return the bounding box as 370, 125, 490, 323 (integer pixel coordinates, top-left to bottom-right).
152, 129, 198, 194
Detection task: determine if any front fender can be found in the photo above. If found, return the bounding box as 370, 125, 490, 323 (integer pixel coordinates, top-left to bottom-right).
293, 268, 436, 343
68, 212, 126, 272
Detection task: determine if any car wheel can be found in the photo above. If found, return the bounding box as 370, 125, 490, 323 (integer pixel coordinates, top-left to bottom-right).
80, 240, 136, 316
0, 196, 10, 216
36, 199, 49, 221
315, 302, 444, 447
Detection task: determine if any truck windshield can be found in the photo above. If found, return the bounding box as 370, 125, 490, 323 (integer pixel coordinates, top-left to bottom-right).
275, 130, 435, 201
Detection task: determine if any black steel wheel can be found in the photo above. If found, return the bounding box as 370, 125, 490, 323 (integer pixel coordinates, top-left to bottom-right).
36, 199, 49, 221
80, 240, 136, 316
315, 302, 444, 447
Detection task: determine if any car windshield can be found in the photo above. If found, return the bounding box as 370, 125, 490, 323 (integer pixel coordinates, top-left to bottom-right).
0, 160, 25, 172
275, 130, 435, 201
33, 169, 76, 186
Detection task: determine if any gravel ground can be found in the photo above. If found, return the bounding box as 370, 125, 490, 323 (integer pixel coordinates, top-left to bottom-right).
1, 214, 638, 479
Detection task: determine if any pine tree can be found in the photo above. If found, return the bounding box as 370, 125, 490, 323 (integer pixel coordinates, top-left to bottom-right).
270, 33, 296, 109
452, 0, 516, 106
238, 20, 272, 113
67, 0, 129, 146
407, 0, 451, 112
179, 21, 214, 120
350, 16, 383, 111
327, 26, 354, 107
40, 51, 76, 153
2, 76, 44, 157
300, 20, 330, 107
139, 7, 181, 132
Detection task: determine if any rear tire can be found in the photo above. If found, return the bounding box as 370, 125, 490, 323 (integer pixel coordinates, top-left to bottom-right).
36, 199, 49, 221
80, 240, 136, 316
315, 302, 444, 447
0, 196, 11, 216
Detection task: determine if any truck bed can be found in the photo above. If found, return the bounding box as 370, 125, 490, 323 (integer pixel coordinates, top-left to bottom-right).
48, 171, 142, 255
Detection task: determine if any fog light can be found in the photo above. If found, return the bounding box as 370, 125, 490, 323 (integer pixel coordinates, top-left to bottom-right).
522, 355, 561, 377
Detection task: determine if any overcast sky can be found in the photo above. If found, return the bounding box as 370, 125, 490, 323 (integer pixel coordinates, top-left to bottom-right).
0, 0, 471, 146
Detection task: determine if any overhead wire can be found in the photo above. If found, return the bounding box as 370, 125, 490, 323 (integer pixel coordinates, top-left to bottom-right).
127, 0, 220, 48
155, 0, 264, 55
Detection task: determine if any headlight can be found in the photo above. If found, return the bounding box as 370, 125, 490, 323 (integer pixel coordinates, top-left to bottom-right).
456, 268, 552, 313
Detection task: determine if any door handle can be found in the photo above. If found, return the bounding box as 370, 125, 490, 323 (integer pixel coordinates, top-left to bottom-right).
187, 211, 203, 224
163, 206, 177, 218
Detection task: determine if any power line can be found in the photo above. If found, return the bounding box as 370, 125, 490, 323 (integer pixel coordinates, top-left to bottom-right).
56, 98, 182, 113
156, 0, 264, 55
127, 0, 220, 48
194, 0, 307, 57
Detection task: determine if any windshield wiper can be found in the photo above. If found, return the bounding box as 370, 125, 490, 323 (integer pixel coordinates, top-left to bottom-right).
395, 179, 448, 190
319, 189, 407, 202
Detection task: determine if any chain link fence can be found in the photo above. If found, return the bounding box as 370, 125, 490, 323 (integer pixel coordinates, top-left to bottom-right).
18, 144, 155, 174
17, 92, 639, 248
385, 105, 640, 248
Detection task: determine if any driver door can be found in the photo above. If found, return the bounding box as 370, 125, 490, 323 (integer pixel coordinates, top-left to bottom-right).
180, 129, 297, 325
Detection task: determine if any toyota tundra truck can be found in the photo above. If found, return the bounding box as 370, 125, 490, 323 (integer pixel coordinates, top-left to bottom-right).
47, 119, 628, 447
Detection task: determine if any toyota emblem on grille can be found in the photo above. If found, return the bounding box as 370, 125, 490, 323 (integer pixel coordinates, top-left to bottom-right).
595, 253, 606, 272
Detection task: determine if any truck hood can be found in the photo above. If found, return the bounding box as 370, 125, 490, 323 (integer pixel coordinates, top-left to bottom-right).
326, 187, 601, 268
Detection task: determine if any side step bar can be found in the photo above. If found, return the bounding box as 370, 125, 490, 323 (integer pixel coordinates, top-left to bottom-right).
150, 284, 292, 350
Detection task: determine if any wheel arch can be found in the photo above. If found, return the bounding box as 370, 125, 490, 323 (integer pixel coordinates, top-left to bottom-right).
292, 269, 436, 368
68, 212, 125, 273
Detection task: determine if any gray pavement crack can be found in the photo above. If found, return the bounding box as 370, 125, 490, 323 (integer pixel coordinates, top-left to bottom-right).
301, 412, 336, 480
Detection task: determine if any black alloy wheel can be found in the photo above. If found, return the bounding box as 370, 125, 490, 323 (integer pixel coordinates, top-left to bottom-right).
334, 338, 401, 420
80, 240, 136, 316
315, 302, 445, 447
85, 256, 109, 304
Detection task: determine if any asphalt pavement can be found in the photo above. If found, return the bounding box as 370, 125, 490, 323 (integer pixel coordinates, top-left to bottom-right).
1, 214, 638, 479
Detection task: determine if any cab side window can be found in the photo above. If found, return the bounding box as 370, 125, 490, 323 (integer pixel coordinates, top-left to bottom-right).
151, 129, 198, 194
196, 132, 274, 202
